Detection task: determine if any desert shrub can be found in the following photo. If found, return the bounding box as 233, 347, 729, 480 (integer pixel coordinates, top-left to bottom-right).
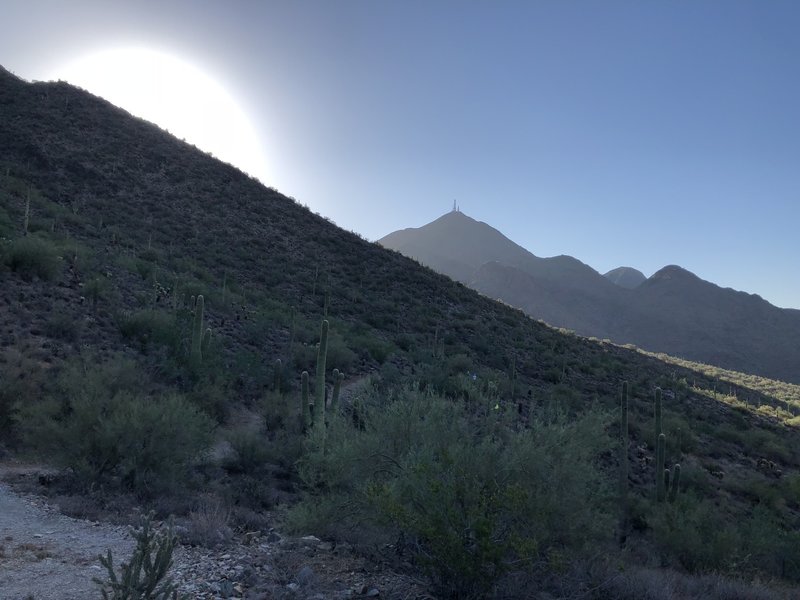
652, 494, 800, 582
21, 365, 213, 494
135, 257, 156, 280
740, 504, 800, 581
182, 495, 232, 548
85, 275, 110, 305
595, 565, 785, 600
289, 385, 612, 599
290, 342, 317, 373
225, 428, 270, 474
0, 349, 53, 441
44, 312, 82, 342
139, 247, 159, 263
650, 494, 743, 573
0, 203, 13, 238
350, 332, 394, 364
261, 389, 291, 431
0, 374, 19, 441
186, 377, 231, 423
117, 309, 180, 352
326, 332, 357, 371
4, 235, 61, 280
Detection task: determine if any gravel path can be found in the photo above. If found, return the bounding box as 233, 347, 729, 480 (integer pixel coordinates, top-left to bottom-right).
0, 465, 429, 600
0, 480, 134, 600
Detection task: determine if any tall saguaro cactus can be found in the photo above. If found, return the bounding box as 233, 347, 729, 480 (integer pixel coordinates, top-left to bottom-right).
23, 186, 30, 236
330, 369, 344, 412
668, 463, 681, 502
274, 358, 283, 393
191, 295, 205, 361
654, 387, 663, 448
314, 320, 329, 432
300, 371, 310, 432
656, 433, 667, 502
619, 381, 629, 541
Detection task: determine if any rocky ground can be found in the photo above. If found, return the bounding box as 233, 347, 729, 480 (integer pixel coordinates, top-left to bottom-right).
0, 463, 431, 600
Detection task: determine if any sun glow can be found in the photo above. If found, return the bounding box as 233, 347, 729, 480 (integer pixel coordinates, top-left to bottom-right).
50, 47, 269, 182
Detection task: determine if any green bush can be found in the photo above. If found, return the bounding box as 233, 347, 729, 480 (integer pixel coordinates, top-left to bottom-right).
4, 235, 61, 281
22, 364, 213, 494
650, 494, 743, 572
118, 309, 180, 351
289, 385, 612, 598
351, 332, 394, 364
651, 494, 800, 582
44, 312, 82, 342
0, 377, 19, 441
326, 332, 357, 371
185, 372, 233, 423
225, 428, 270, 474
85, 275, 110, 306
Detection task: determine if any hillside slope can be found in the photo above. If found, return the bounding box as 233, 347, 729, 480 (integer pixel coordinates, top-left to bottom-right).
380, 212, 800, 383
3, 66, 800, 595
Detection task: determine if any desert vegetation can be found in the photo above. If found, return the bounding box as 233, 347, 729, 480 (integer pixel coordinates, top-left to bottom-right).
1, 69, 800, 597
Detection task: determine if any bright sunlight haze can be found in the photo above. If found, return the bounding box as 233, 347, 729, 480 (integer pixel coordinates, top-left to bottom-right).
50, 47, 270, 183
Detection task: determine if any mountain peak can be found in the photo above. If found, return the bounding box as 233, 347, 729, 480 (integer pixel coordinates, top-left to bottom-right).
603, 266, 646, 289
649, 265, 699, 282
430, 209, 481, 226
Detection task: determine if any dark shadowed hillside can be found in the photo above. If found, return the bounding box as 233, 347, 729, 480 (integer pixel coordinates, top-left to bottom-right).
380, 211, 800, 383
3, 67, 800, 597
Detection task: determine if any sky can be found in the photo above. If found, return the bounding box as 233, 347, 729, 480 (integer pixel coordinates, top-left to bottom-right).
2, 1, 799, 309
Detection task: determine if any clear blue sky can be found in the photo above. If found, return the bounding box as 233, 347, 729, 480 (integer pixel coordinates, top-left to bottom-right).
3, 1, 799, 308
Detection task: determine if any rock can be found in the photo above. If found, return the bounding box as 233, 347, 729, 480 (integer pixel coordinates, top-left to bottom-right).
265, 531, 281, 543
366, 589, 380, 597
287, 582, 300, 592
300, 535, 321, 545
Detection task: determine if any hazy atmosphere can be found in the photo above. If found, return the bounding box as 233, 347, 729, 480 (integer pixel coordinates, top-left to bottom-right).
3, 0, 799, 309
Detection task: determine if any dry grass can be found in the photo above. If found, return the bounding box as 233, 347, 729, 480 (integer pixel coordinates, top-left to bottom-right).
594, 566, 791, 600
181, 494, 232, 548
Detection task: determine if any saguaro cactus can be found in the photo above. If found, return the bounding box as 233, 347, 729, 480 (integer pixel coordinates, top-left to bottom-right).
620, 381, 629, 488
301, 371, 310, 432
313, 320, 329, 431
23, 187, 30, 236
191, 295, 205, 361
201, 328, 212, 358
654, 387, 663, 448
656, 433, 667, 502
619, 381, 629, 541
274, 358, 283, 392
330, 369, 344, 412
668, 463, 681, 502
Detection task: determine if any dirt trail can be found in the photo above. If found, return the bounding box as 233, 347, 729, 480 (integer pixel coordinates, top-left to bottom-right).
0, 464, 429, 600
0, 477, 134, 600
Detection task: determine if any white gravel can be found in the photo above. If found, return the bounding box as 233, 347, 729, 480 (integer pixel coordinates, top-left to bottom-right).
0, 481, 133, 600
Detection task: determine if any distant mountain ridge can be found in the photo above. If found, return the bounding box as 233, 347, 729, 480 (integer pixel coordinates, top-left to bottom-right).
379, 211, 800, 383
